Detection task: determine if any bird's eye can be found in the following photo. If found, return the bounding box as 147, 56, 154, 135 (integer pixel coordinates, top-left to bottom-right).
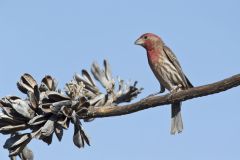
144, 36, 148, 39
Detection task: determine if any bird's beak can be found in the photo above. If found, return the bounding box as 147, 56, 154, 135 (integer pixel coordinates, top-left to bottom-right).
134, 38, 144, 45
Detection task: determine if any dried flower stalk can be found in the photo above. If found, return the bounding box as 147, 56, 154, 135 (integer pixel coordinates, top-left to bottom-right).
0, 60, 143, 159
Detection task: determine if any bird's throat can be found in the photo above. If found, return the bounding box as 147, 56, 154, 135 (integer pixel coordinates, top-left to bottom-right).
147, 49, 160, 64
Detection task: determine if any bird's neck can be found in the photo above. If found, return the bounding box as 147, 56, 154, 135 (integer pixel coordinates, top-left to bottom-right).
146, 47, 161, 64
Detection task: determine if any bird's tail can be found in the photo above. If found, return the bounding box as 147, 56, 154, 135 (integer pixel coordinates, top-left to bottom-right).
171, 102, 183, 134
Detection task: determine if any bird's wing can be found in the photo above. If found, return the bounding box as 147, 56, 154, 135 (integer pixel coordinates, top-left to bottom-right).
152, 69, 166, 93
163, 45, 193, 88
185, 75, 193, 88
148, 60, 166, 93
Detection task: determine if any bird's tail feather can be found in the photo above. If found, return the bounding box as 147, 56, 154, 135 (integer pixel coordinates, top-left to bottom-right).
171, 102, 183, 134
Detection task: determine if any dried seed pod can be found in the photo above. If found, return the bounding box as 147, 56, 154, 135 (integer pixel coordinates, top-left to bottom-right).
82, 71, 99, 94
74, 73, 90, 86
103, 59, 113, 81
4, 134, 30, 149
115, 79, 124, 96
28, 115, 48, 126
72, 111, 90, 148
91, 62, 110, 90
19, 146, 34, 160
39, 75, 58, 91
94, 98, 106, 107
74, 97, 90, 115
115, 80, 143, 104
46, 91, 70, 101
78, 96, 88, 105
39, 104, 52, 114
0, 99, 13, 117
17, 74, 37, 94
27, 85, 40, 110
54, 123, 63, 142
88, 94, 105, 106
73, 125, 90, 148
4, 133, 32, 156
61, 106, 72, 117
0, 124, 28, 135
41, 115, 57, 137
30, 128, 42, 139
0, 113, 25, 125
93, 60, 115, 93
8, 142, 29, 157
41, 133, 53, 145
50, 100, 72, 114
10, 98, 35, 119
39, 83, 48, 92
82, 70, 96, 87
10, 155, 16, 160
74, 73, 99, 96
56, 116, 69, 129
0, 99, 30, 122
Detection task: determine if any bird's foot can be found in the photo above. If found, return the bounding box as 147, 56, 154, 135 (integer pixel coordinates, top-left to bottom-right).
170, 84, 182, 94
168, 85, 182, 101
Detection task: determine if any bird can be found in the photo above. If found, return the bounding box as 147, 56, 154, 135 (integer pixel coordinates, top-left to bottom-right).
135, 33, 193, 134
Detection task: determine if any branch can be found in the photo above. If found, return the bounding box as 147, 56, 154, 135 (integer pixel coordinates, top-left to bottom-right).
1, 59, 239, 160
85, 74, 240, 118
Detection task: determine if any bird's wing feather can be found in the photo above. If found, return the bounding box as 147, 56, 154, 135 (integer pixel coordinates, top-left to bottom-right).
148, 60, 166, 92
185, 75, 193, 87
163, 46, 193, 88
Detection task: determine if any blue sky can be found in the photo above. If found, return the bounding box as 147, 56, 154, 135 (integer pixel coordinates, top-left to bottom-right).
0, 0, 240, 159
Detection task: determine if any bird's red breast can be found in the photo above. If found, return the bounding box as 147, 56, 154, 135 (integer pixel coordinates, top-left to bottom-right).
147, 48, 162, 65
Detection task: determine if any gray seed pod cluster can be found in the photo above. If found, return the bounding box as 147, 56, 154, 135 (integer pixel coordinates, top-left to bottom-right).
0, 60, 143, 160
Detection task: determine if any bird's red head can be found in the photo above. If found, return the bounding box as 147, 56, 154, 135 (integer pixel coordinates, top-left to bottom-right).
135, 33, 163, 51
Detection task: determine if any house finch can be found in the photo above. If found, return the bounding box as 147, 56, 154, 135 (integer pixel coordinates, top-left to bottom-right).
135, 33, 193, 134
